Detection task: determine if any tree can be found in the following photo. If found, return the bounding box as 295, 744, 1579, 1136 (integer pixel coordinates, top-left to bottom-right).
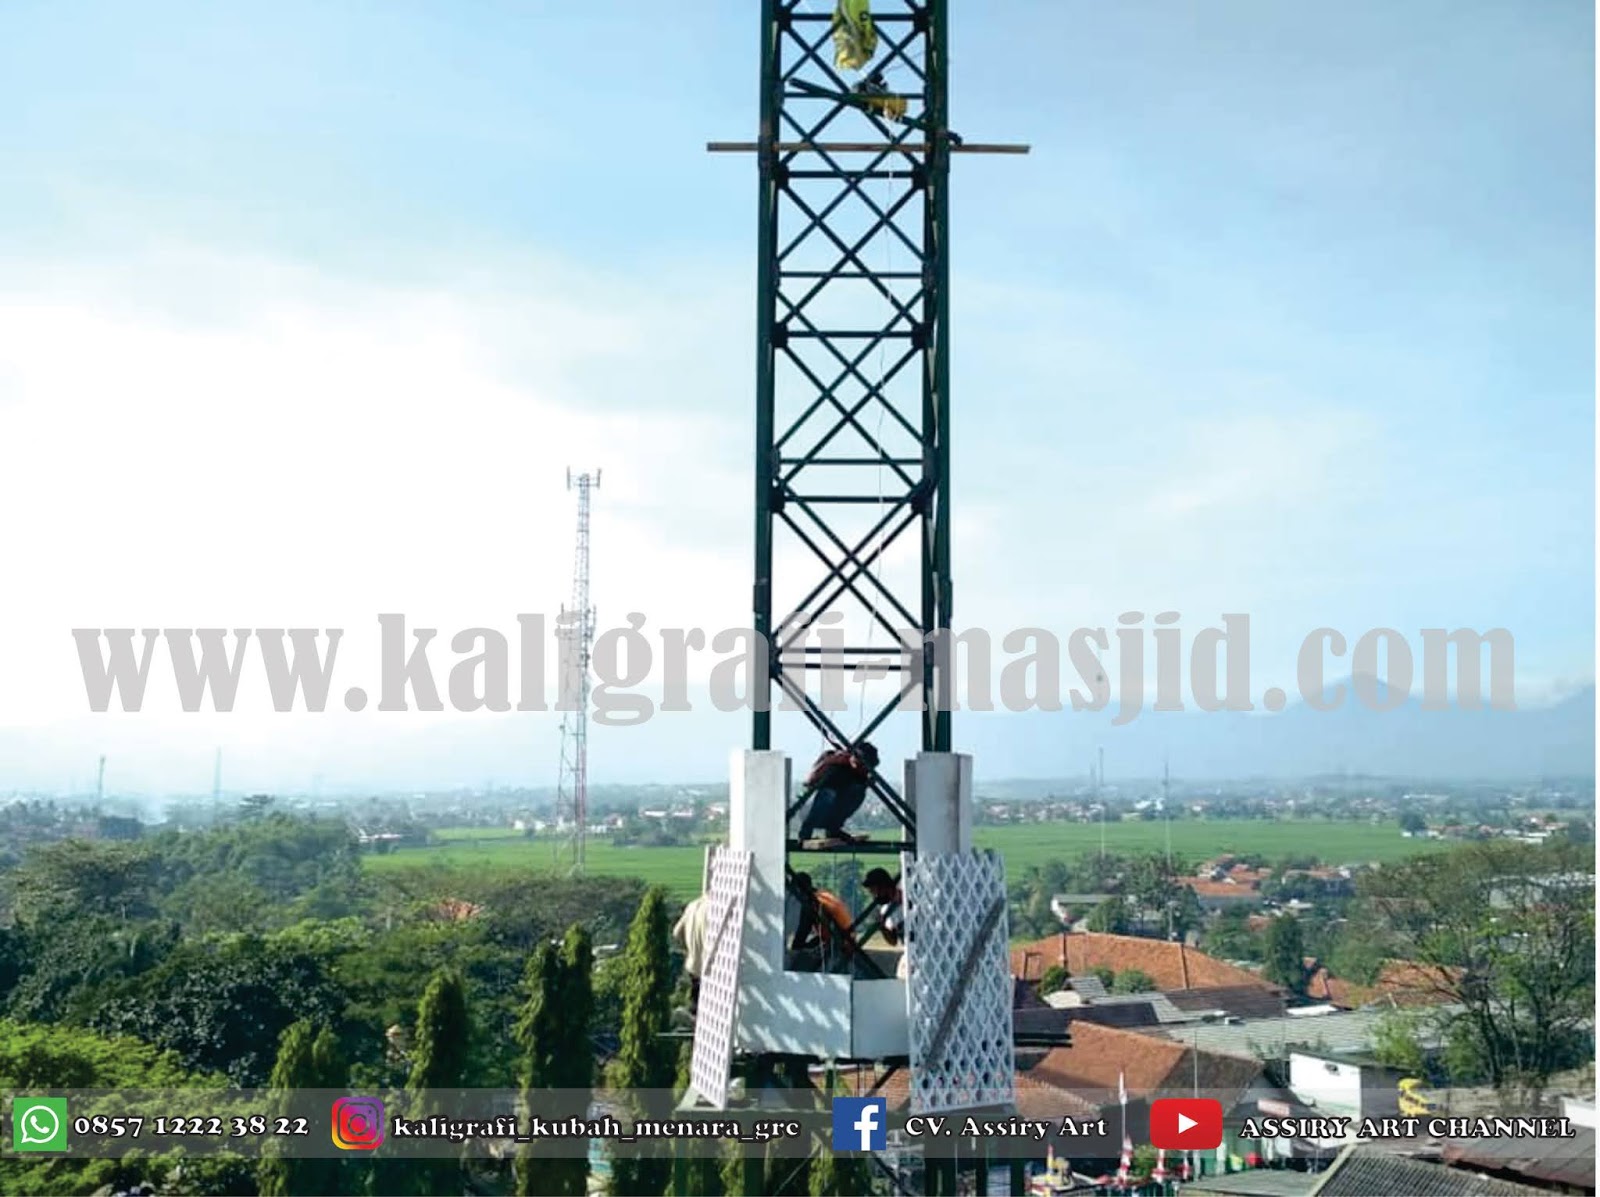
1126, 853, 1175, 913
609, 888, 676, 1196
720, 1143, 751, 1196
1038, 964, 1069, 996
808, 1146, 871, 1196
1371, 1009, 1429, 1077
1264, 915, 1308, 995
1327, 917, 1389, 985
759, 1142, 811, 1195
1399, 810, 1427, 835
90, 936, 348, 1085
0, 1019, 225, 1197
1111, 969, 1155, 994
404, 969, 471, 1197
1365, 840, 1595, 1100
675, 1151, 726, 1197
1086, 896, 1131, 935
1039, 858, 1069, 890
514, 928, 593, 1197
1023, 888, 1059, 936
409, 967, 470, 1093
5, 838, 161, 925
1169, 885, 1206, 941
1124, 852, 1204, 941
1205, 907, 1260, 962
514, 942, 565, 1197
554, 925, 595, 1090
5, 913, 176, 1024
1557, 818, 1593, 846
258, 1020, 351, 1197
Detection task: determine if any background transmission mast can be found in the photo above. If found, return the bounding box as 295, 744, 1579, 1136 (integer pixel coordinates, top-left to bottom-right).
554, 469, 600, 875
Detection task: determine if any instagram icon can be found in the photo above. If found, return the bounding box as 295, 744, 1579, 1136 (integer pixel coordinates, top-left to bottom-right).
331, 1097, 386, 1150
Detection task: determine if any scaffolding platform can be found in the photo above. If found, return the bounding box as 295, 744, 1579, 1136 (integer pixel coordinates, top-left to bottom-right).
787, 837, 911, 855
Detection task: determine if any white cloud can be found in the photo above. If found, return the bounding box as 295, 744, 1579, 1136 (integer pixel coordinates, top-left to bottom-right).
0, 243, 1583, 790
0, 244, 748, 731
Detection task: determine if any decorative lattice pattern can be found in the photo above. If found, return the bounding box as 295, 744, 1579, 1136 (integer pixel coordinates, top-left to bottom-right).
903, 850, 1014, 1114
689, 847, 753, 1109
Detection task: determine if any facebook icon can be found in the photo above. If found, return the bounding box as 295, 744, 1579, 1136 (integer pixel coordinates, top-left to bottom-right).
831, 1097, 887, 1151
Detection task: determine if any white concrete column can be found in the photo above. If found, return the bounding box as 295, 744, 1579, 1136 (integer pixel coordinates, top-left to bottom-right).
726, 748, 855, 1058
909, 751, 974, 856
728, 748, 791, 970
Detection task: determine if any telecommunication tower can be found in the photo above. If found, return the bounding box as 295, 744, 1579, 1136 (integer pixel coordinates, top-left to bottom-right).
554, 468, 600, 875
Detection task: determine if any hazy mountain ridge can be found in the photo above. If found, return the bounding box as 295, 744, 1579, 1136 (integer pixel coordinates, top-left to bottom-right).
959, 678, 1595, 784
0, 677, 1590, 794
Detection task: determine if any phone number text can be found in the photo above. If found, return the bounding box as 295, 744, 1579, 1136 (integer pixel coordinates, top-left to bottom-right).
71, 1115, 311, 1139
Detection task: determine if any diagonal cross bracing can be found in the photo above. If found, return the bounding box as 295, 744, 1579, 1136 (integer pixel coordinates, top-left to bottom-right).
752, 0, 954, 831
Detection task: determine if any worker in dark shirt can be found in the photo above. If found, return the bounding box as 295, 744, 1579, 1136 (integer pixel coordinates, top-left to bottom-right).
795, 740, 879, 843
861, 867, 903, 946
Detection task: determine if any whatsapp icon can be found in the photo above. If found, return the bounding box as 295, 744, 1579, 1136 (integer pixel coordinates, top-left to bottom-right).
12, 1098, 68, 1152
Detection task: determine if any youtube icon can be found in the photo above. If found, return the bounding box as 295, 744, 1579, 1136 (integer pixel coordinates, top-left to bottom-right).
1149, 1098, 1224, 1150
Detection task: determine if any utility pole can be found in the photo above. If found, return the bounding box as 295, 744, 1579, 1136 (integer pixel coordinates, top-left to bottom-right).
1163, 757, 1173, 868
1098, 746, 1107, 860
555, 468, 600, 876
95, 755, 106, 806
1163, 756, 1174, 941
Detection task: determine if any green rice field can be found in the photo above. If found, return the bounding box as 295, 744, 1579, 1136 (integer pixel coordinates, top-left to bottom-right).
364, 818, 1441, 900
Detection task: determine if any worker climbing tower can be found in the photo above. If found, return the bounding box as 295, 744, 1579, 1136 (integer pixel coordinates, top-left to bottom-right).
689, 3, 1041, 1189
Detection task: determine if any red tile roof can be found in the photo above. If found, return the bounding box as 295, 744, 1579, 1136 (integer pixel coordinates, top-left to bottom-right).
1185, 879, 1264, 899
1305, 959, 1459, 1008
1027, 1022, 1263, 1109
1010, 932, 1276, 992
835, 1062, 1100, 1121
836, 1028, 1263, 1122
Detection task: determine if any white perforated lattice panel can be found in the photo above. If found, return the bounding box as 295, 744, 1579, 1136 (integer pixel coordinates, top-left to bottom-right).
903, 850, 1014, 1114
689, 846, 752, 1109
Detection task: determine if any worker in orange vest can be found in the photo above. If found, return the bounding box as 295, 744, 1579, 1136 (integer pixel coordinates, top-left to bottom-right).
788, 871, 859, 972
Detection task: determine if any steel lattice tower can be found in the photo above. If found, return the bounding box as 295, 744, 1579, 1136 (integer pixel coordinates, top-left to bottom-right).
692, 11, 1032, 1188
555, 468, 600, 874
711, 0, 1024, 843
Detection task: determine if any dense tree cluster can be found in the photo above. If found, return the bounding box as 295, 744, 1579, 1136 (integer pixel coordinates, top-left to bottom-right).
1363, 839, 1595, 1099
1, 808, 1589, 1195
0, 816, 645, 1195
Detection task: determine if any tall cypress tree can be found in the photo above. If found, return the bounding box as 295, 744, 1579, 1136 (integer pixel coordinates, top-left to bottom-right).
259, 1020, 350, 1196
608, 888, 675, 1195
1264, 914, 1308, 995
515, 926, 596, 1197
674, 1152, 726, 1197
720, 1142, 753, 1196
401, 968, 470, 1197
767, 1141, 813, 1195
668, 1040, 723, 1196
514, 942, 564, 1197
808, 1144, 871, 1195
553, 925, 595, 1196
409, 968, 470, 1095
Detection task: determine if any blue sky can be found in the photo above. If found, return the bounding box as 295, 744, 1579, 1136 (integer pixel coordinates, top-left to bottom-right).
0, 1, 1592, 790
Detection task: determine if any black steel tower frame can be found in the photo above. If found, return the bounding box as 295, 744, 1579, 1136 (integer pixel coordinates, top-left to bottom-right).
746, 0, 956, 837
